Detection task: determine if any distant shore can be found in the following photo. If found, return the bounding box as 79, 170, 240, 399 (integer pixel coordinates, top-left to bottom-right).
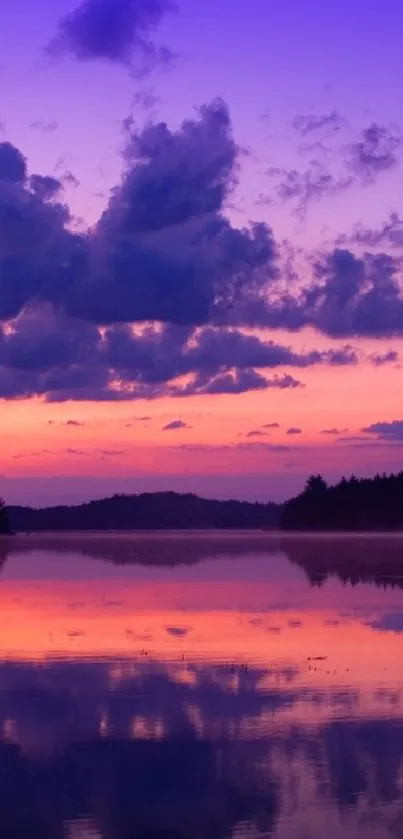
6, 491, 282, 533
4, 471, 403, 534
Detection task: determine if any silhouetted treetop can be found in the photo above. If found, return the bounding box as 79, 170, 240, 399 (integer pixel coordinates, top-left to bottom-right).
305, 474, 328, 494
0, 498, 10, 535
282, 471, 403, 531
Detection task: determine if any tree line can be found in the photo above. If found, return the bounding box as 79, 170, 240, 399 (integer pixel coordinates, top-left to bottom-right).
281, 472, 403, 531
1, 471, 403, 533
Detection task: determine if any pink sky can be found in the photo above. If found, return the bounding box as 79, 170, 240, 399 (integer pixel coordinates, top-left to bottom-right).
1, 0, 403, 503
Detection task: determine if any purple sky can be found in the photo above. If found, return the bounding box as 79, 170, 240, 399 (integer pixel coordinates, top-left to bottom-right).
1, 0, 403, 505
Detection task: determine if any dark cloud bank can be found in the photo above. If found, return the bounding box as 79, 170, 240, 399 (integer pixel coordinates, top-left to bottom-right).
47, 0, 176, 74
0, 96, 401, 403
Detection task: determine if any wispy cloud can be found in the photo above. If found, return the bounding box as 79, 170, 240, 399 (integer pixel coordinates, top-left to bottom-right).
163, 420, 191, 431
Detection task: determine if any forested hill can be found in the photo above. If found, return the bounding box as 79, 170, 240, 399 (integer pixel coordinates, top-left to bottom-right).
8, 492, 282, 532
281, 473, 403, 531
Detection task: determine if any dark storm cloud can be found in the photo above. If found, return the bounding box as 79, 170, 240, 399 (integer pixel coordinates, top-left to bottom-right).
163, 420, 190, 431
361, 420, 403, 441
47, 0, 175, 73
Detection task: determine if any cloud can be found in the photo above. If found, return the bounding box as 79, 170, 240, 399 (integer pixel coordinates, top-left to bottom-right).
291, 110, 345, 137
0, 103, 402, 344
97, 448, 125, 456
262, 422, 280, 429
63, 171, 80, 188
179, 371, 303, 396
47, 0, 175, 73
165, 625, 190, 636
338, 213, 403, 250
109, 100, 237, 233
320, 427, 348, 435
0, 141, 27, 183
64, 419, 86, 426
13, 449, 53, 459
286, 427, 302, 435
0, 98, 402, 408
175, 441, 292, 454
169, 328, 358, 374
361, 420, 403, 441
299, 249, 403, 338
266, 119, 403, 218
71, 100, 278, 328
346, 122, 403, 184
266, 163, 352, 218
343, 440, 403, 449
369, 350, 398, 366
336, 434, 367, 445
30, 120, 59, 133
246, 430, 270, 438
162, 420, 190, 431
29, 174, 63, 201
0, 299, 363, 402
0, 102, 279, 333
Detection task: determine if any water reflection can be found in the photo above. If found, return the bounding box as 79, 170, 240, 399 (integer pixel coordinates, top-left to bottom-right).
0, 533, 402, 837
2, 531, 403, 586
283, 534, 403, 589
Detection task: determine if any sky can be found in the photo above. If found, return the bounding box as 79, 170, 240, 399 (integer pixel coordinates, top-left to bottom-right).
1, 0, 403, 505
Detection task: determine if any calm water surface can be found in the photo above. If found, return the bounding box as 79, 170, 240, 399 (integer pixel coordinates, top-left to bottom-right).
0, 532, 403, 838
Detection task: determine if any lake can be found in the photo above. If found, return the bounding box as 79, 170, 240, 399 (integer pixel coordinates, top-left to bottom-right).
0, 531, 403, 838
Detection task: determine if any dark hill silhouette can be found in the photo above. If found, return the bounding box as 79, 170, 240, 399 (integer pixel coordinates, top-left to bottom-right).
8, 491, 282, 533
281, 472, 403, 532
